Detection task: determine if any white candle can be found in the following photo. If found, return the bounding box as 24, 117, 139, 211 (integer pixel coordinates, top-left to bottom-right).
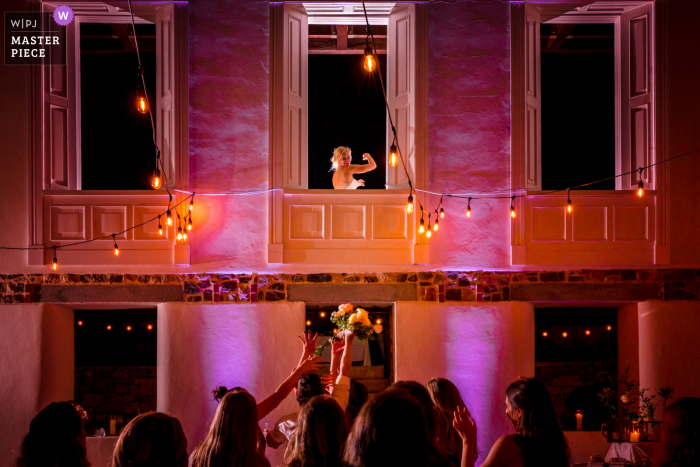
109, 418, 117, 436
630, 431, 640, 443
576, 411, 583, 431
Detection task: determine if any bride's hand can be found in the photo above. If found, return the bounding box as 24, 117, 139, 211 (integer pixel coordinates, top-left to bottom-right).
363, 153, 370, 161
357, 179, 365, 186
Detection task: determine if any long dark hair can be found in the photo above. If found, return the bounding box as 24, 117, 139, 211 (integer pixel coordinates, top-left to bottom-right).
345, 379, 369, 431
15, 401, 91, 467
285, 396, 348, 467
343, 388, 452, 467
506, 378, 570, 467
191, 391, 270, 467
112, 412, 188, 467
427, 377, 480, 462
661, 397, 700, 467
390, 381, 439, 445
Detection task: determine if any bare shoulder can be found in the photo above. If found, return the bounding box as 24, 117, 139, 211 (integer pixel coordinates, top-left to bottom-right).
480, 435, 523, 467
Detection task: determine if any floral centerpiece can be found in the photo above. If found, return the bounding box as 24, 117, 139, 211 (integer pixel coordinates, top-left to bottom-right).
314, 303, 383, 356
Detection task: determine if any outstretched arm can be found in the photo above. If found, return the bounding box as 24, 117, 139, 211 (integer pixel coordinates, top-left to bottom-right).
348, 153, 377, 174
453, 406, 477, 467
297, 331, 318, 368
256, 356, 321, 420
329, 333, 354, 411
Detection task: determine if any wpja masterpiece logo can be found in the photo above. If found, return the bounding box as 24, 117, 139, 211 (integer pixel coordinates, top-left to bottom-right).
4, 6, 72, 65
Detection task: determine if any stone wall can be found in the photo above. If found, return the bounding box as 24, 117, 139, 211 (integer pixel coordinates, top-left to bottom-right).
1, 268, 698, 304
74, 366, 157, 433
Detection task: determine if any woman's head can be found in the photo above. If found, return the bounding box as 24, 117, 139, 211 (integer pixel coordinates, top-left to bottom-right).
211, 385, 246, 402
427, 377, 465, 412
346, 379, 369, 430
112, 412, 187, 467
285, 396, 348, 467
344, 388, 450, 467
505, 378, 570, 467
661, 397, 700, 467
331, 146, 352, 171
427, 378, 479, 462
191, 391, 267, 467
391, 380, 439, 442
15, 401, 90, 467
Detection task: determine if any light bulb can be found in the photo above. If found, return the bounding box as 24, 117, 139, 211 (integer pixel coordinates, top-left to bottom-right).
137, 96, 148, 114
440, 207, 445, 219
147, 324, 153, 330
306, 320, 311, 326
607, 325, 612, 331
426, 229, 432, 239
114, 245, 119, 256
189, 199, 194, 212
418, 218, 425, 234
433, 219, 439, 232
51, 248, 58, 270
406, 195, 414, 214
187, 217, 192, 231
389, 144, 398, 167
585, 330, 591, 335
363, 47, 375, 72
107, 325, 112, 330
320, 312, 326, 318
166, 210, 173, 226
466, 206, 471, 218
176, 227, 183, 241
637, 180, 644, 198
542, 331, 548, 337
376, 319, 382, 324
158, 224, 163, 236
126, 325, 132, 331
567, 199, 572, 213
510, 206, 516, 218
152, 169, 161, 189
562, 332, 568, 337
182, 231, 188, 241
77, 320, 83, 326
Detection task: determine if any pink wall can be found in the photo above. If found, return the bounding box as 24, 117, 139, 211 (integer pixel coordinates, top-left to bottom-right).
0, 304, 73, 467
394, 302, 535, 466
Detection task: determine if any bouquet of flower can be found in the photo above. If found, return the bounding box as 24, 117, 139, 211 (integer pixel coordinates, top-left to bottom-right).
314, 303, 383, 356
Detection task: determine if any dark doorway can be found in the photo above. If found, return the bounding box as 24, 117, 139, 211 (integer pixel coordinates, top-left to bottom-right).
541, 23, 615, 190
308, 54, 387, 189
80, 23, 156, 190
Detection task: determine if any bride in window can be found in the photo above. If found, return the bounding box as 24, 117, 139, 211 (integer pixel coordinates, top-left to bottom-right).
331, 146, 377, 189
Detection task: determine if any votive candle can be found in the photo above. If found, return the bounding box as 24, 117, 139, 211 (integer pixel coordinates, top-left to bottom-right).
576, 410, 583, 431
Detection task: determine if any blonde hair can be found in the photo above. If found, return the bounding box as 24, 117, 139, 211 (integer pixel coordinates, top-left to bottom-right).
330, 146, 351, 171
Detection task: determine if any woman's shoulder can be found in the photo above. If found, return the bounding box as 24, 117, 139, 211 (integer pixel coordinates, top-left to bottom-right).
496, 434, 521, 449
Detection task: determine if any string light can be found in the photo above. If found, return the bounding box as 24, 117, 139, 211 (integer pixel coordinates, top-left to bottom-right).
306, 320, 312, 326
510, 196, 516, 218
189, 193, 195, 212
363, 46, 375, 72
466, 197, 472, 218
182, 230, 188, 242
147, 324, 153, 330
320, 312, 326, 318
152, 168, 161, 189
433, 217, 439, 232
126, 325, 132, 331
418, 213, 425, 234
107, 325, 112, 330
637, 168, 645, 198
426, 214, 432, 238
376, 319, 382, 324
77, 320, 83, 326
406, 193, 414, 214
542, 331, 548, 337
567, 188, 573, 214
389, 143, 398, 167
585, 330, 591, 335
187, 216, 192, 231
52, 246, 58, 271
440, 206, 445, 219
176, 227, 183, 241
112, 234, 119, 256
158, 216, 163, 236
607, 325, 612, 331
562, 332, 568, 338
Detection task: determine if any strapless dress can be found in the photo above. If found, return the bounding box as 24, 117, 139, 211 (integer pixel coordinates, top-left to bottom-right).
344, 179, 360, 190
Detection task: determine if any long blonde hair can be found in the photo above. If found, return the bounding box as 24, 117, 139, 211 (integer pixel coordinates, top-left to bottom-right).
330, 146, 351, 171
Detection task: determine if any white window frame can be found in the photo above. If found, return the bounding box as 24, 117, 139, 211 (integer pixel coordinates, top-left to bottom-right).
29, 1, 189, 265
268, 1, 428, 264
510, 0, 670, 266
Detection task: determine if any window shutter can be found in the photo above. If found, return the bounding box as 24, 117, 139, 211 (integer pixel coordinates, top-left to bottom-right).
387, 4, 415, 189
43, 4, 77, 190
619, 4, 653, 190
524, 3, 542, 191
282, 5, 308, 189
156, 4, 176, 188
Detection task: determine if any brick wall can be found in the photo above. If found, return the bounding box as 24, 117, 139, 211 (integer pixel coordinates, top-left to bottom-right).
74, 366, 156, 433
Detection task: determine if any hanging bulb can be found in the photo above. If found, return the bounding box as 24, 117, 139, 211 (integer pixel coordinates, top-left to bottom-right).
637, 180, 644, 198
176, 227, 183, 241
389, 144, 398, 167
152, 168, 161, 189
466, 197, 472, 218
426, 229, 432, 239
166, 209, 173, 226
137, 96, 148, 114
113, 235, 119, 256
433, 218, 439, 232
418, 217, 425, 235
567, 189, 573, 214
158, 216, 163, 236
440, 207, 445, 219
182, 230, 188, 242
187, 216, 193, 231
510, 196, 516, 218
51, 247, 58, 271
406, 194, 414, 214
189, 199, 194, 212
363, 46, 375, 72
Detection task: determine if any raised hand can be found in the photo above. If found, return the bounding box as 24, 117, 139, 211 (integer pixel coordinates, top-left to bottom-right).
298, 331, 319, 357
357, 179, 365, 186
298, 356, 322, 374
453, 405, 477, 443
363, 153, 370, 161
331, 338, 345, 356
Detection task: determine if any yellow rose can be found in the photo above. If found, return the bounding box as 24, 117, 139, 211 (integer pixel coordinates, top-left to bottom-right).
355, 308, 371, 327
348, 313, 359, 325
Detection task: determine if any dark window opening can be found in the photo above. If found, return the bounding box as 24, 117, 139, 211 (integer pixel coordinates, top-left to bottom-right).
305, 304, 392, 396
535, 307, 618, 431
308, 24, 387, 189
74, 309, 157, 435
541, 23, 615, 190
80, 23, 156, 190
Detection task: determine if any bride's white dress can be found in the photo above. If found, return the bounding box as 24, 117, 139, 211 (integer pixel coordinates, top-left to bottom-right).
344, 179, 360, 189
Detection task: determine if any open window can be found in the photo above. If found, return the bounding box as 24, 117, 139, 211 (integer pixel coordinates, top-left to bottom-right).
271, 2, 427, 191
31, 3, 188, 265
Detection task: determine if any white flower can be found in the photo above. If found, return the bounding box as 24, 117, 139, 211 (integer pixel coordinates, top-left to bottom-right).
621, 394, 629, 403
355, 308, 372, 327
336, 303, 354, 316
373, 324, 383, 334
